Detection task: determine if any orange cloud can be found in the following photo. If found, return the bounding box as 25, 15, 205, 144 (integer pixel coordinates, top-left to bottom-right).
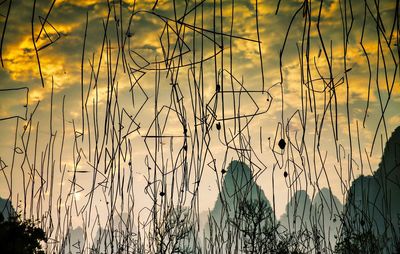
55, 0, 103, 7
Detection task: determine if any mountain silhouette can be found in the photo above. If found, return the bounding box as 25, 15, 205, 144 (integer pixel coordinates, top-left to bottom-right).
279, 188, 342, 252
0, 197, 16, 220
204, 161, 274, 252
210, 160, 272, 222
311, 188, 342, 251
343, 126, 400, 252
279, 190, 312, 233
63, 226, 84, 253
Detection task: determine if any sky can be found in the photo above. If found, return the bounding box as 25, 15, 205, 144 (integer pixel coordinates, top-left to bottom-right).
0, 0, 399, 237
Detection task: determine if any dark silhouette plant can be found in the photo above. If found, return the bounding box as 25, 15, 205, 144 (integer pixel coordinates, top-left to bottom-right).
229, 198, 308, 254
334, 227, 380, 254
0, 213, 47, 254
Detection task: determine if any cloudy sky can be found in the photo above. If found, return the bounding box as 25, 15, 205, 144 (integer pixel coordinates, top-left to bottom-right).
0, 0, 399, 235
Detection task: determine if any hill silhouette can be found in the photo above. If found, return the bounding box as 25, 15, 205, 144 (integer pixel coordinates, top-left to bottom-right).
279, 188, 342, 252
279, 190, 312, 233
210, 160, 272, 222
0, 197, 16, 220
342, 126, 400, 252
204, 161, 275, 252
311, 188, 342, 251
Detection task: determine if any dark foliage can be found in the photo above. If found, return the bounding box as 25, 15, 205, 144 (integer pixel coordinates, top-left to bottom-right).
334, 228, 380, 254
0, 213, 47, 254
229, 199, 308, 254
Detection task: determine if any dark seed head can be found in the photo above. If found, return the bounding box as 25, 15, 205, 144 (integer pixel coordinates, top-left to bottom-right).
284, 171, 288, 178
278, 139, 286, 149
216, 122, 221, 130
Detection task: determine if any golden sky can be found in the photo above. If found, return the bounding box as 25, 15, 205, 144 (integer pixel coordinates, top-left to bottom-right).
0, 0, 399, 232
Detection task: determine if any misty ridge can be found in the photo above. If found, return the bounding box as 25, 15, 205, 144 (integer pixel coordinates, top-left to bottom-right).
1, 126, 400, 253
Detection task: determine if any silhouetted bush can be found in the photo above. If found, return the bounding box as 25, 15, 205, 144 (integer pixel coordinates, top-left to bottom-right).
334, 228, 380, 254
0, 213, 47, 254
229, 199, 309, 254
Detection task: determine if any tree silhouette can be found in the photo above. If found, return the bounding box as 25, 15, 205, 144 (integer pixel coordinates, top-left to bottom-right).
0, 213, 47, 254
231, 199, 310, 254
334, 227, 380, 254
153, 205, 199, 254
